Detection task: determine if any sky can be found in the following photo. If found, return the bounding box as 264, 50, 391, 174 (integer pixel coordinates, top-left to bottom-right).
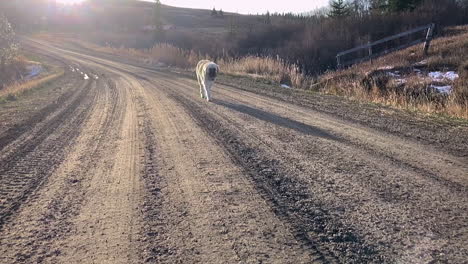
55, 0, 330, 14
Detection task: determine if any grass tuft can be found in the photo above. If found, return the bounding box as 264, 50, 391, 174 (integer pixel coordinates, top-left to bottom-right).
0, 70, 64, 102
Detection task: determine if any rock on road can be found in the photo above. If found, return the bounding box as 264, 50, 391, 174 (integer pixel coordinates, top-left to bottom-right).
0, 38, 467, 264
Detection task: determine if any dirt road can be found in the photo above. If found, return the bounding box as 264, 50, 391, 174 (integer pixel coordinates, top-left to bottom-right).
0, 39, 467, 263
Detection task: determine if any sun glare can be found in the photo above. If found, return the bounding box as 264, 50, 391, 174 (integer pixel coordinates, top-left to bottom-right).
56, 0, 85, 4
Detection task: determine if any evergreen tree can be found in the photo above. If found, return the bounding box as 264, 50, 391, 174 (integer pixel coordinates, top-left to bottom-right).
153, 0, 163, 30
211, 8, 218, 17
387, 0, 423, 11
328, 0, 351, 17
369, 0, 424, 12
152, 0, 165, 41
265, 11, 271, 24
219, 9, 224, 17
369, 0, 387, 11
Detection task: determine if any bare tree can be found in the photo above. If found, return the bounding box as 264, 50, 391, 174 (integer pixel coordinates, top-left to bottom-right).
0, 14, 17, 71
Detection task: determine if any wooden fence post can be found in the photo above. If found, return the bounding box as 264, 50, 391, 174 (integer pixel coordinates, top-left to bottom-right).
368, 42, 373, 64
336, 55, 341, 70
423, 23, 435, 56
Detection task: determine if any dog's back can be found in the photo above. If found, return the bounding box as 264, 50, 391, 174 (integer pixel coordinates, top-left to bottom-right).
196, 60, 210, 81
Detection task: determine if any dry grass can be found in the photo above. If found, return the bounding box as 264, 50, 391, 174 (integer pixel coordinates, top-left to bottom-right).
0, 69, 64, 101
66, 39, 203, 69
0, 56, 28, 89
218, 56, 312, 88
43, 34, 312, 89
85, 41, 311, 88
320, 25, 468, 118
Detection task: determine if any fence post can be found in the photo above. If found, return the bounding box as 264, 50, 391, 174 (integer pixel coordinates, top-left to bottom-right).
336, 55, 341, 69
368, 42, 373, 64
423, 23, 435, 56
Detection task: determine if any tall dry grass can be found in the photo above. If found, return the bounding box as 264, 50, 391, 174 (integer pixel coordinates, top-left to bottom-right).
218, 56, 311, 88
0, 56, 28, 89
320, 26, 468, 118
0, 69, 64, 101
70, 37, 311, 89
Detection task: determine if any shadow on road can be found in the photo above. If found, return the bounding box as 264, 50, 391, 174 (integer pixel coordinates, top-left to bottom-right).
213, 99, 340, 141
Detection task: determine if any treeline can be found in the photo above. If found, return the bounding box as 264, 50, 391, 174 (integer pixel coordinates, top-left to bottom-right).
226, 0, 468, 74
151, 0, 468, 74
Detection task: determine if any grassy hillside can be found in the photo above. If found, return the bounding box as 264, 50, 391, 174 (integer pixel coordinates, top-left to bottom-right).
319, 25, 468, 118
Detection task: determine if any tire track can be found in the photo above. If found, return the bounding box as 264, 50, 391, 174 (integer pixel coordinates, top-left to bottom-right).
0, 79, 95, 229
135, 79, 318, 263
164, 88, 379, 263
145, 73, 468, 263
0, 77, 126, 263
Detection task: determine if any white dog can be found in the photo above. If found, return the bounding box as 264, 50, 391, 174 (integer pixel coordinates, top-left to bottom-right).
196, 60, 219, 102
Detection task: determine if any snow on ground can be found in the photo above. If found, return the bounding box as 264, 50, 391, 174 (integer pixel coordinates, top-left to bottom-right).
428, 71, 459, 82
415, 60, 428, 66
25, 65, 43, 80
281, 84, 291, 89
431, 85, 452, 94
84, 74, 89, 80
379, 66, 394, 70
387, 72, 401, 78
384, 68, 459, 94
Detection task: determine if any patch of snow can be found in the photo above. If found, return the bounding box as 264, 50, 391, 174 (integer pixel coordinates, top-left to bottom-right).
387, 72, 401, 78
378, 66, 393, 70
444, 71, 459, 81
431, 85, 452, 94
94, 75, 99, 80
428, 71, 459, 81
428, 71, 443, 80
281, 84, 291, 89
84, 74, 89, 80
25, 65, 43, 80
415, 60, 428, 66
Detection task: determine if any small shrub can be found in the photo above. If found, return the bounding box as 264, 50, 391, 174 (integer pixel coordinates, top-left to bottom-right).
6, 93, 17, 101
